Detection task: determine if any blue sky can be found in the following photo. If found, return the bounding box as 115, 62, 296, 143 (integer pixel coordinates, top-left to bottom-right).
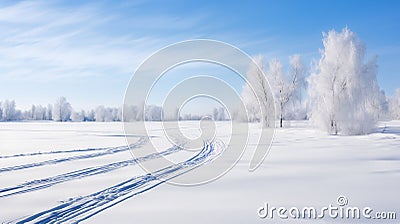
0, 0, 399, 110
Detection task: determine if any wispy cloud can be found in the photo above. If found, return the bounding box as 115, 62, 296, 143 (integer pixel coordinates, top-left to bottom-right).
0, 1, 210, 82
0, 0, 238, 110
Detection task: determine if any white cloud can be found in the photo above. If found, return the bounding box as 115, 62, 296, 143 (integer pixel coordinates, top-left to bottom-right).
0, 1, 208, 82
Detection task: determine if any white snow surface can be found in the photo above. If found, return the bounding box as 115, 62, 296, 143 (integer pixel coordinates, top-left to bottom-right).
0, 120, 399, 223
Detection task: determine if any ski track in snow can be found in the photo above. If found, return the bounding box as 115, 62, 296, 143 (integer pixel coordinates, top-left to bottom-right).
0, 145, 182, 198
0, 146, 119, 159
11, 141, 224, 224
0, 137, 148, 173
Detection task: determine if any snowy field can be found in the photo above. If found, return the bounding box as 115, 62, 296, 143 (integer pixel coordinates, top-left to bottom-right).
0, 121, 399, 223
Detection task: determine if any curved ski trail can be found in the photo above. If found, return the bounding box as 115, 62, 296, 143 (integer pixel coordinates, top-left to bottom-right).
0, 146, 121, 159
0, 137, 148, 173
12, 141, 224, 224
0, 145, 181, 198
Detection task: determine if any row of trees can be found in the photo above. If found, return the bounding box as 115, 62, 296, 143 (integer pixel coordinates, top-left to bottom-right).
0, 97, 227, 122
123, 105, 228, 122
241, 27, 398, 135
0, 97, 122, 122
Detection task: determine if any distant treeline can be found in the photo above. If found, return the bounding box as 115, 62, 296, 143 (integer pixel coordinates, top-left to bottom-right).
0, 97, 228, 122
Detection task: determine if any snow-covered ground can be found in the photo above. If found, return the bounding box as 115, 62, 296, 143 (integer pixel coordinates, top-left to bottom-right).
0, 121, 399, 223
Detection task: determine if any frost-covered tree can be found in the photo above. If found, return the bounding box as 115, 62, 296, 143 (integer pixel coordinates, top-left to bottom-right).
136, 101, 145, 121
241, 55, 304, 127
213, 108, 219, 121
218, 107, 226, 120
46, 104, 53, 120
1, 100, 16, 121
308, 28, 382, 135
389, 88, 400, 119
123, 105, 138, 122
71, 111, 82, 122
145, 105, 162, 121
14, 109, 22, 121
30, 104, 46, 120
212, 107, 227, 121
86, 109, 95, 121
71, 110, 85, 122
29, 105, 35, 120
375, 90, 389, 120
241, 55, 274, 127
52, 97, 72, 122
268, 59, 292, 127
113, 107, 122, 121
241, 84, 261, 122
95, 106, 113, 122
94, 106, 121, 122
285, 55, 308, 120
267, 55, 306, 127
268, 59, 285, 127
